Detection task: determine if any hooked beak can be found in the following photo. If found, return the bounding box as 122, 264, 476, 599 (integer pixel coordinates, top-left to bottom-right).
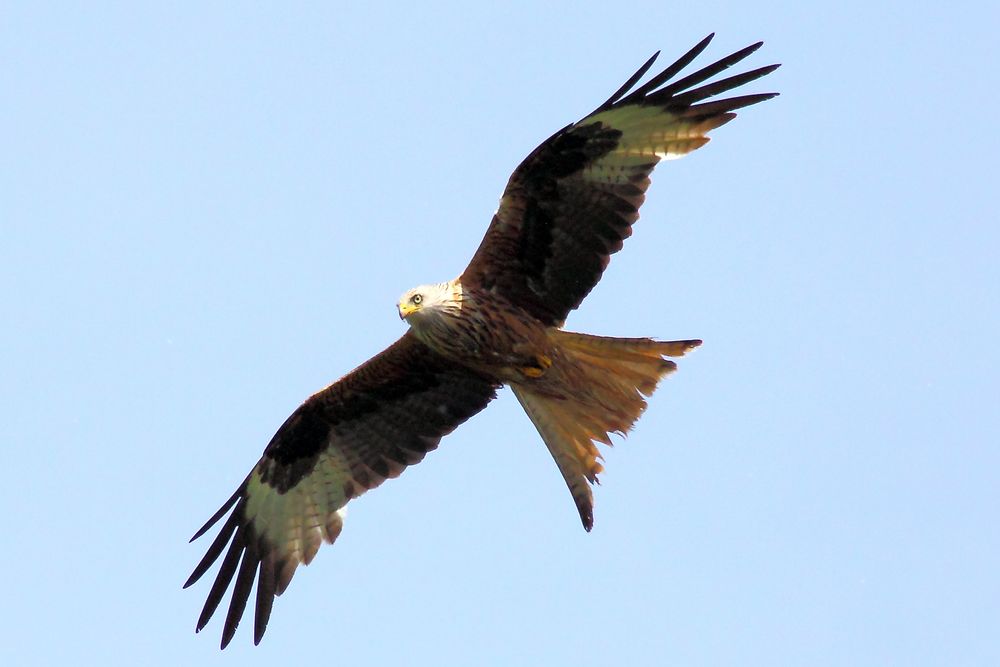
398, 302, 416, 320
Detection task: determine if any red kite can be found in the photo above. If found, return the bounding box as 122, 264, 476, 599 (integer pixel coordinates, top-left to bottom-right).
186, 34, 778, 648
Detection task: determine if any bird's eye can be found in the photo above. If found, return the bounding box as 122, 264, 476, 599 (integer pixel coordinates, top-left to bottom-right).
411, 294, 423, 305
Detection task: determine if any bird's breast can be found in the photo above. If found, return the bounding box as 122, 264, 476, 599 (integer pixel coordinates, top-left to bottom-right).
412, 295, 553, 381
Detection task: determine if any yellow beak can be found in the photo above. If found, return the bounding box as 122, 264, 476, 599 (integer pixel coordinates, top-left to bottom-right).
398, 302, 417, 320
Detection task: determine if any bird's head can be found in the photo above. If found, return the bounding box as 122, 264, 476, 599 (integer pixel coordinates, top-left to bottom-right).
397, 279, 464, 323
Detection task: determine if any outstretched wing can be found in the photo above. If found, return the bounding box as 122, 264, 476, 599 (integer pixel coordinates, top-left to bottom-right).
184, 333, 500, 648
461, 35, 779, 326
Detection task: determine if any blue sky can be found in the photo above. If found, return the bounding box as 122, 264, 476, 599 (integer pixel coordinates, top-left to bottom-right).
3, 2, 997, 665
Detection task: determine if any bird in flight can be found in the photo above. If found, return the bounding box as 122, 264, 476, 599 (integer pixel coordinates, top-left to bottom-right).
185, 34, 779, 648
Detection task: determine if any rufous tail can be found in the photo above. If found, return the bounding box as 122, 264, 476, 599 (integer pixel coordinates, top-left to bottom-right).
510, 331, 700, 530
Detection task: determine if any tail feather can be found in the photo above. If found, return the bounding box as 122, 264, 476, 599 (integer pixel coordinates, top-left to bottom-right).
512, 332, 699, 530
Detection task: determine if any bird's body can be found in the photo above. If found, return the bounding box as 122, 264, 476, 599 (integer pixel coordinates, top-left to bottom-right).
401, 279, 554, 382
186, 34, 779, 648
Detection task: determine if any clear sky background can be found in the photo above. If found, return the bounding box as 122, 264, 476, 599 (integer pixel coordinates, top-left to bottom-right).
3, 2, 997, 665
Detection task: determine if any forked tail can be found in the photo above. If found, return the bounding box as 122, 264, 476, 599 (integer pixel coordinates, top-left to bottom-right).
510, 331, 700, 530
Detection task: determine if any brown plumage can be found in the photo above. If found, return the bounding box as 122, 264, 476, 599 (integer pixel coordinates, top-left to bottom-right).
186, 34, 779, 648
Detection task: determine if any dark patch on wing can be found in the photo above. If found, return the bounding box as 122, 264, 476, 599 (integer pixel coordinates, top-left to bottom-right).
516, 123, 624, 286
257, 333, 497, 492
